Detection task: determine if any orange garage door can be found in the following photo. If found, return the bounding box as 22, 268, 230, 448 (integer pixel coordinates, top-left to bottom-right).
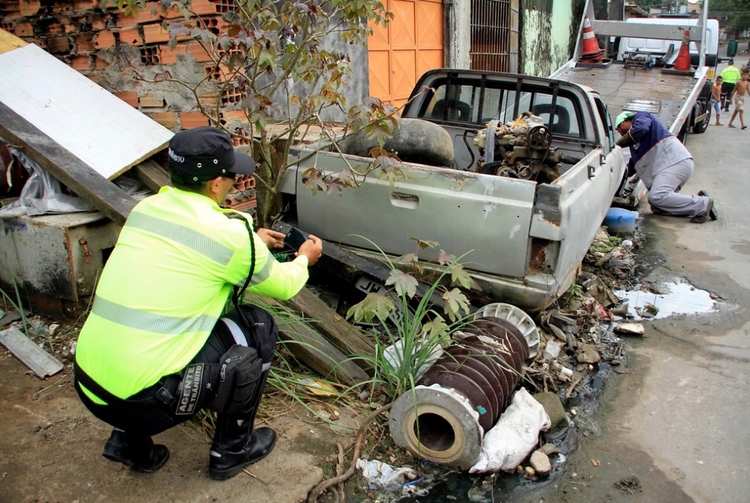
368, 0, 444, 109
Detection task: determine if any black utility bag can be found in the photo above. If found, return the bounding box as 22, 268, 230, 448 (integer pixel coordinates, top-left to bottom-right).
211, 343, 263, 415
215, 213, 279, 414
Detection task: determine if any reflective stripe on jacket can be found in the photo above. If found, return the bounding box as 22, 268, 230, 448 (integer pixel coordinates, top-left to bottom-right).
721, 65, 741, 84
75, 186, 308, 402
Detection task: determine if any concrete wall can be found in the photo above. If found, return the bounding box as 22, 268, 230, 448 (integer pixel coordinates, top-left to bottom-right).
446, 0, 472, 69
520, 0, 578, 77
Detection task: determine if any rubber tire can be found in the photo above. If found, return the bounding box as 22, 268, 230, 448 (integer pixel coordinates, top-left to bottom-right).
692, 102, 710, 134
339, 118, 455, 168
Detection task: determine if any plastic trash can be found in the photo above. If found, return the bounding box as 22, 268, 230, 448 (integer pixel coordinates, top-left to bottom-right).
0, 147, 94, 217
602, 207, 638, 234
356, 459, 417, 490
469, 388, 551, 473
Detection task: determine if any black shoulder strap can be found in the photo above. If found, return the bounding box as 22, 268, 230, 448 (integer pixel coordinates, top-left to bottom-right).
228, 212, 256, 324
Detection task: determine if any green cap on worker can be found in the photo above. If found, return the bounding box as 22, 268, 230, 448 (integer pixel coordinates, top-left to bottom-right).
615, 112, 635, 129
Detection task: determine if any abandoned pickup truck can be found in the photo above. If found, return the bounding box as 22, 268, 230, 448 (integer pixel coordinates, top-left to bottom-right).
280, 70, 626, 312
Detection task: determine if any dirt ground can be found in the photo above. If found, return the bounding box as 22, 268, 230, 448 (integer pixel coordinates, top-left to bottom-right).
0, 351, 370, 503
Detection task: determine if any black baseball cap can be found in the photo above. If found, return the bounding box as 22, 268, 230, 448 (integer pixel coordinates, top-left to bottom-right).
168, 126, 255, 184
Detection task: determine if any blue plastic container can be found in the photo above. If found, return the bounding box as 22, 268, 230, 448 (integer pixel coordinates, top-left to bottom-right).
603, 208, 638, 234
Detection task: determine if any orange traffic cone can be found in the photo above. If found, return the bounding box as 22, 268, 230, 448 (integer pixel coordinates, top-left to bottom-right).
580, 16, 604, 63
673, 29, 691, 71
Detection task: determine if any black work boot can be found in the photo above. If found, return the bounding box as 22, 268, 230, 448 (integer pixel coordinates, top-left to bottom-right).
209, 415, 276, 480
102, 428, 170, 473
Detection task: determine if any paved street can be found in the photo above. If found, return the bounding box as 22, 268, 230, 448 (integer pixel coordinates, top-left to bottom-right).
523, 53, 750, 503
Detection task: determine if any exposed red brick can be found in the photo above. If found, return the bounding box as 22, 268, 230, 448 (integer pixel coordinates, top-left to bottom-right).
223, 198, 257, 213
95, 30, 116, 49
114, 91, 139, 108
158, 42, 188, 65
148, 112, 179, 130
231, 133, 251, 146
141, 22, 171, 44
90, 17, 106, 31
73, 0, 97, 12
211, 0, 235, 15
1, 7, 21, 18
219, 109, 247, 126
187, 42, 212, 63
13, 21, 33, 37
38, 18, 64, 35
139, 93, 165, 108
93, 55, 109, 69
197, 91, 220, 108
198, 15, 228, 36
49, 2, 73, 15
190, 0, 220, 16
179, 112, 210, 129
139, 44, 160, 65
203, 63, 233, 82
143, 21, 195, 44
75, 33, 95, 53
115, 2, 181, 26
118, 27, 143, 46
25, 37, 46, 49
46, 35, 70, 53
70, 54, 91, 71
19, 0, 40, 16
0, 20, 15, 32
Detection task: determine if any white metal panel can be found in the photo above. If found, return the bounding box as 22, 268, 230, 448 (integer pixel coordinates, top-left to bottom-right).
0, 44, 173, 180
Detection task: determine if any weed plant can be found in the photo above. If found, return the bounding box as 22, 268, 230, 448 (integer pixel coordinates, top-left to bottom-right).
344, 236, 475, 400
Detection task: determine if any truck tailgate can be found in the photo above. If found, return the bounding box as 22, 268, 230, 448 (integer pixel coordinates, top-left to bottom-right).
288, 150, 537, 279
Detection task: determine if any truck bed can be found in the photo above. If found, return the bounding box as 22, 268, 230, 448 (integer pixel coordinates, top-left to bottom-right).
552, 61, 707, 135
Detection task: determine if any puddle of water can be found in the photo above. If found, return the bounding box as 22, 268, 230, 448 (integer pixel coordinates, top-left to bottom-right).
614, 280, 717, 320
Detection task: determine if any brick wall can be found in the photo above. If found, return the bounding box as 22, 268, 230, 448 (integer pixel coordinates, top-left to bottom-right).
0, 0, 247, 133
1, 0, 257, 211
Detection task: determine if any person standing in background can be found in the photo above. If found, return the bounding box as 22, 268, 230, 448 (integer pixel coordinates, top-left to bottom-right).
720, 59, 741, 112
727, 70, 749, 129
711, 76, 723, 126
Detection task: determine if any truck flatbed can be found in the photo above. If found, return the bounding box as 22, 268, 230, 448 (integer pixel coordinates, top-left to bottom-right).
553, 61, 707, 136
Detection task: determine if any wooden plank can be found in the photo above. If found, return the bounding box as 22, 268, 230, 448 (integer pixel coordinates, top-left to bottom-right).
266, 300, 369, 386
282, 287, 375, 372
132, 159, 172, 193
0, 326, 63, 379
0, 42, 173, 180
0, 102, 136, 225
273, 221, 447, 310
0, 28, 27, 55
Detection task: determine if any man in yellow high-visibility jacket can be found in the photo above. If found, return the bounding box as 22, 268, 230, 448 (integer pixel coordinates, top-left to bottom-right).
721, 59, 742, 112
74, 127, 323, 480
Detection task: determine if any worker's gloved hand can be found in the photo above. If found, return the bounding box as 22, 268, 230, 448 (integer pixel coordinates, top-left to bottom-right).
616, 130, 636, 148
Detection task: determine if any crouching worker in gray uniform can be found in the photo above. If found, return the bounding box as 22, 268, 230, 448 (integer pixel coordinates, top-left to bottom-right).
73, 127, 323, 480
615, 111, 718, 223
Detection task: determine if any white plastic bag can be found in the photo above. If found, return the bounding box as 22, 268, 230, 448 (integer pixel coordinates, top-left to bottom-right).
0, 148, 94, 217
356, 459, 417, 490
469, 388, 551, 473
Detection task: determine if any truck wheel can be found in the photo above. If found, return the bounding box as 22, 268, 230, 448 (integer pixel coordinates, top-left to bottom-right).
677, 120, 689, 144
339, 118, 455, 168
692, 102, 710, 134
